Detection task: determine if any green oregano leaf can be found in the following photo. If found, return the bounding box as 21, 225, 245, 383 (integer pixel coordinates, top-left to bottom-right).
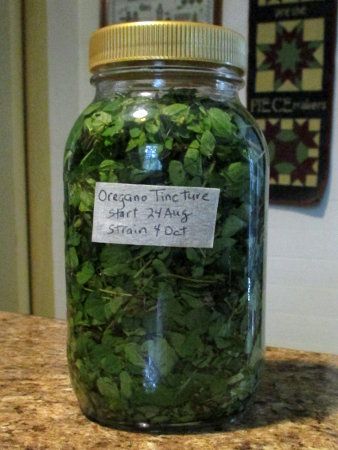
124, 343, 144, 367
76, 261, 95, 285
200, 130, 216, 157
222, 215, 246, 238
142, 338, 177, 377
97, 377, 120, 401
184, 147, 202, 176
66, 247, 79, 270
162, 103, 189, 117
169, 160, 186, 185
120, 371, 133, 399
208, 107, 234, 138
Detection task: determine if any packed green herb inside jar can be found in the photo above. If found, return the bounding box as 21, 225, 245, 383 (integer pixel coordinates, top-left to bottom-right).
64, 21, 268, 431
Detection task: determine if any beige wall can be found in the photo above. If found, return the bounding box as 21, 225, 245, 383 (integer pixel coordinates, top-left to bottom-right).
25, 0, 55, 317
46, 0, 98, 318
0, 0, 30, 314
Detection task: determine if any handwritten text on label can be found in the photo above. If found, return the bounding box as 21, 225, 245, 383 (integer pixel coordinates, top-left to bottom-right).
92, 183, 220, 248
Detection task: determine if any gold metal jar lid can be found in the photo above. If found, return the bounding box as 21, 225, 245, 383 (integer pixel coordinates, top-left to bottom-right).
89, 21, 246, 73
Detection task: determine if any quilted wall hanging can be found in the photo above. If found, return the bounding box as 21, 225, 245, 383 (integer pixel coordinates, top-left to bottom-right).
248, 0, 337, 205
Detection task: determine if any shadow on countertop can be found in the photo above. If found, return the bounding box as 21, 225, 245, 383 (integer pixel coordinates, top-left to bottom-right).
137, 357, 338, 435
230, 358, 338, 431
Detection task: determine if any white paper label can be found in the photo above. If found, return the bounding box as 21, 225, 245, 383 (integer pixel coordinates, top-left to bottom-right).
92, 183, 220, 248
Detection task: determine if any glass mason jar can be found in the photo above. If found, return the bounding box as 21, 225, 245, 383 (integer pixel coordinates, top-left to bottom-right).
64, 21, 268, 431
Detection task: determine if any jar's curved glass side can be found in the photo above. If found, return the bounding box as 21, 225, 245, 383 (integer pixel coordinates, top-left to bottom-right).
230, 102, 269, 387
64, 87, 267, 429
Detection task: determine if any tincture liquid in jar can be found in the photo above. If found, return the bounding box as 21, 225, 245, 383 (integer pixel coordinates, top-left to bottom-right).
64, 21, 269, 431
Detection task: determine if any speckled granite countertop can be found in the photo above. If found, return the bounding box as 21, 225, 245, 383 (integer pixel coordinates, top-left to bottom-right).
1, 312, 337, 450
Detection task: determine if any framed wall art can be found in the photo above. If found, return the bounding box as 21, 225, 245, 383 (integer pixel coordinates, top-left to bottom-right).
247, 0, 337, 205
100, 0, 223, 26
